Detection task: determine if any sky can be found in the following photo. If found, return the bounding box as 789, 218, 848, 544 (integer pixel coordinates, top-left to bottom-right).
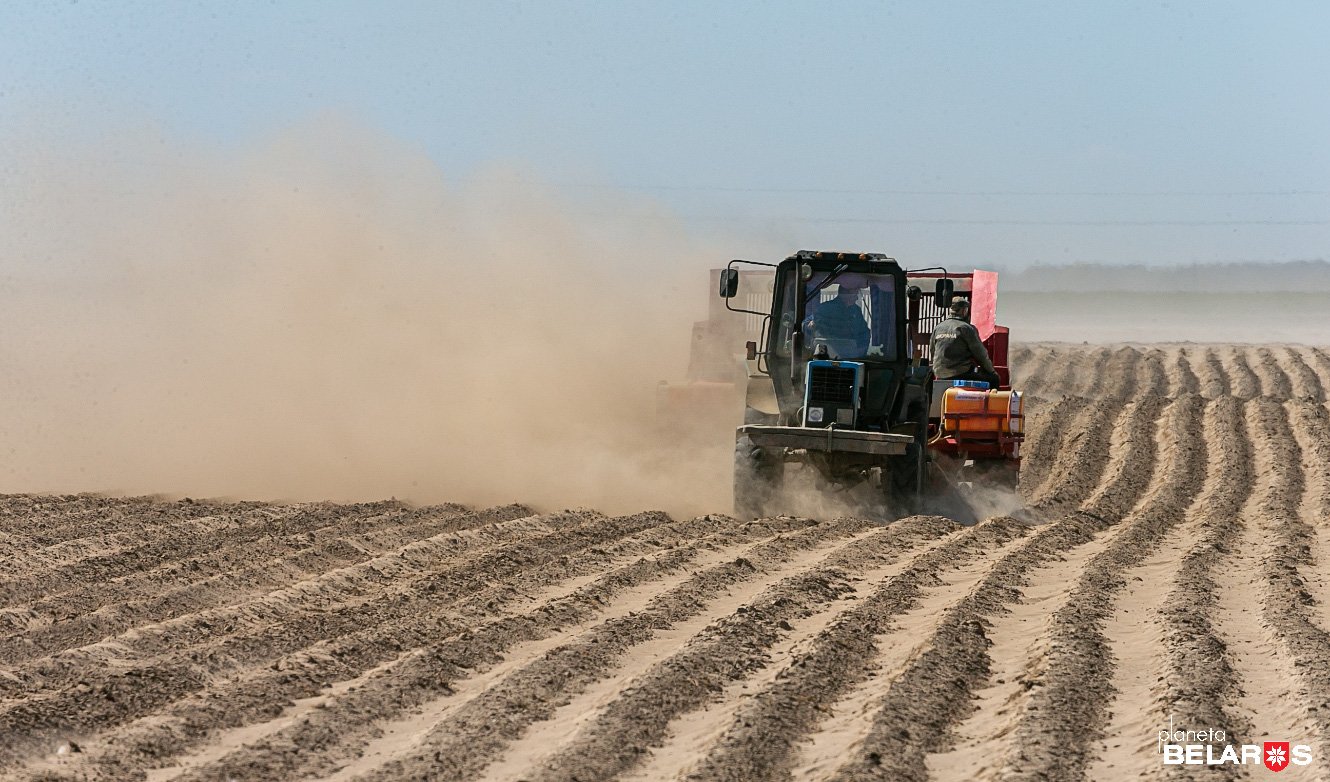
2, 0, 1328, 268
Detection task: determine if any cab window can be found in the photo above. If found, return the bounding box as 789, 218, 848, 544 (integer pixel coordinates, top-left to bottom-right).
775, 271, 897, 361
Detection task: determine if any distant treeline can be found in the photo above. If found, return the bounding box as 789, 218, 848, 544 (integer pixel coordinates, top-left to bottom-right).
998, 260, 1330, 292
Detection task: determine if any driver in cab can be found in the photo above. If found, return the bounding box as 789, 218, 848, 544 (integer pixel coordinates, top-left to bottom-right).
804, 284, 870, 358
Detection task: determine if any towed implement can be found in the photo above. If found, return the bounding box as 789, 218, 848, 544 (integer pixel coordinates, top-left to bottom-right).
720, 250, 1023, 518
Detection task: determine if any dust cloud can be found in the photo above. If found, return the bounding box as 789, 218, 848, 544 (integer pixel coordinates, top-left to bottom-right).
0, 119, 743, 516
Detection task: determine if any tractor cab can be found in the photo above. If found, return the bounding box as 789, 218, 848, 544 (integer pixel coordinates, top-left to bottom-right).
752, 253, 918, 431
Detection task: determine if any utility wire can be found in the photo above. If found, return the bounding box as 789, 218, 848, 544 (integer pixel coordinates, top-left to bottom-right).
774, 218, 1330, 226
551, 182, 1330, 197
579, 211, 1330, 227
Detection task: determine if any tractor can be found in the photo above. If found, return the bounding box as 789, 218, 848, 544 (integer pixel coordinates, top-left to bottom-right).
720, 250, 1023, 519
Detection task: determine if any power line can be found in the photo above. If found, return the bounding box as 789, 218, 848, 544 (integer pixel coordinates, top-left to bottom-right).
553, 182, 1330, 197
773, 218, 1330, 226
582, 211, 1330, 227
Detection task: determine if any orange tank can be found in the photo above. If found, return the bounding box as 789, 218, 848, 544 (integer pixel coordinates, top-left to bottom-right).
940, 387, 1024, 434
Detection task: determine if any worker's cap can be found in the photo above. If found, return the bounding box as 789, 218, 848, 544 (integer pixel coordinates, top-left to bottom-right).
834, 283, 861, 294
949, 298, 971, 315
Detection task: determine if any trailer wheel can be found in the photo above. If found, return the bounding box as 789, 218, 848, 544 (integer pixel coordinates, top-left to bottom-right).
734, 435, 783, 519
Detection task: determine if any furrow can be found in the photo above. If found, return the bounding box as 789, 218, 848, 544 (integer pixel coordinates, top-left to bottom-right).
1026, 398, 1121, 513
1284, 347, 1326, 401
23, 512, 801, 781
421, 519, 962, 782
1154, 397, 1254, 781
1013, 345, 1054, 397
1221, 348, 1261, 400
1079, 396, 1169, 522
1253, 347, 1294, 400
1305, 348, 1330, 392
1016, 394, 1053, 469
1029, 346, 1082, 399
0, 503, 501, 660
523, 522, 1011, 782
1266, 400, 1330, 763
0, 509, 696, 773
0, 509, 255, 606
926, 374, 1176, 779
921, 513, 1126, 781
162, 517, 890, 782
670, 517, 1029, 782
1196, 347, 1232, 399
1291, 400, 1330, 633
846, 395, 1200, 782
838, 510, 1121, 782
53, 503, 463, 601
135, 521, 786, 782
612, 534, 958, 782
1167, 347, 1201, 397
1026, 372, 1166, 531
1017, 395, 1085, 500
1090, 397, 1234, 780
997, 394, 1208, 781
1137, 347, 1169, 399
21, 512, 807, 781
0, 496, 231, 550
1209, 400, 1320, 781
0, 495, 128, 535
0, 505, 550, 693
0, 501, 405, 609
1022, 401, 1097, 505
1071, 347, 1115, 398
1139, 345, 1171, 397
1090, 347, 1140, 401
0, 499, 229, 576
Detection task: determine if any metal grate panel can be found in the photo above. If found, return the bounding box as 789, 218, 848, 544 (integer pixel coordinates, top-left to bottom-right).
912, 291, 969, 361
808, 364, 856, 405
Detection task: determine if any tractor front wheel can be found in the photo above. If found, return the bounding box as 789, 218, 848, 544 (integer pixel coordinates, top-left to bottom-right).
734, 435, 784, 519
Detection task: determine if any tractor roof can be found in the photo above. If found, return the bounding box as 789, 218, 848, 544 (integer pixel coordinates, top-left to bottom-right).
788, 250, 896, 263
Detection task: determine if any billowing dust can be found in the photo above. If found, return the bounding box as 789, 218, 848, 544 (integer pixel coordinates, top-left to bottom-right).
0, 120, 748, 516
6, 120, 1314, 520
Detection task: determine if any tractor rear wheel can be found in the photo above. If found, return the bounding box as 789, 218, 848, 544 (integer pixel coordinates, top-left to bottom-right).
884, 401, 930, 516
885, 442, 926, 515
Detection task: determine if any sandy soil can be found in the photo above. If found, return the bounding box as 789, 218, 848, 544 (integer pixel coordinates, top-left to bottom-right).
4, 343, 1330, 781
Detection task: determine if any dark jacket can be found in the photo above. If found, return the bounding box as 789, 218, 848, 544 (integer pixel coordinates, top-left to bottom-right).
930, 316, 996, 379
807, 298, 870, 357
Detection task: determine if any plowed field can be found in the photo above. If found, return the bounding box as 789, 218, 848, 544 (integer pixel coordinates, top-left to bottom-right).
5, 343, 1330, 781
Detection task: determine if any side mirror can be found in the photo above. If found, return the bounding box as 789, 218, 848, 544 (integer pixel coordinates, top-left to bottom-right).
935, 278, 954, 308
719, 269, 739, 298
906, 285, 922, 301
745, 340, 758, 360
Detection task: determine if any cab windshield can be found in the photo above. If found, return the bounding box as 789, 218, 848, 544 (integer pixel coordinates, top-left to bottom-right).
775, 271, 898, 361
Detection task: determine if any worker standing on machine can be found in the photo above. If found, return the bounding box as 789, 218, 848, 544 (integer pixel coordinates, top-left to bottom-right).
930, 298, 1001, 389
